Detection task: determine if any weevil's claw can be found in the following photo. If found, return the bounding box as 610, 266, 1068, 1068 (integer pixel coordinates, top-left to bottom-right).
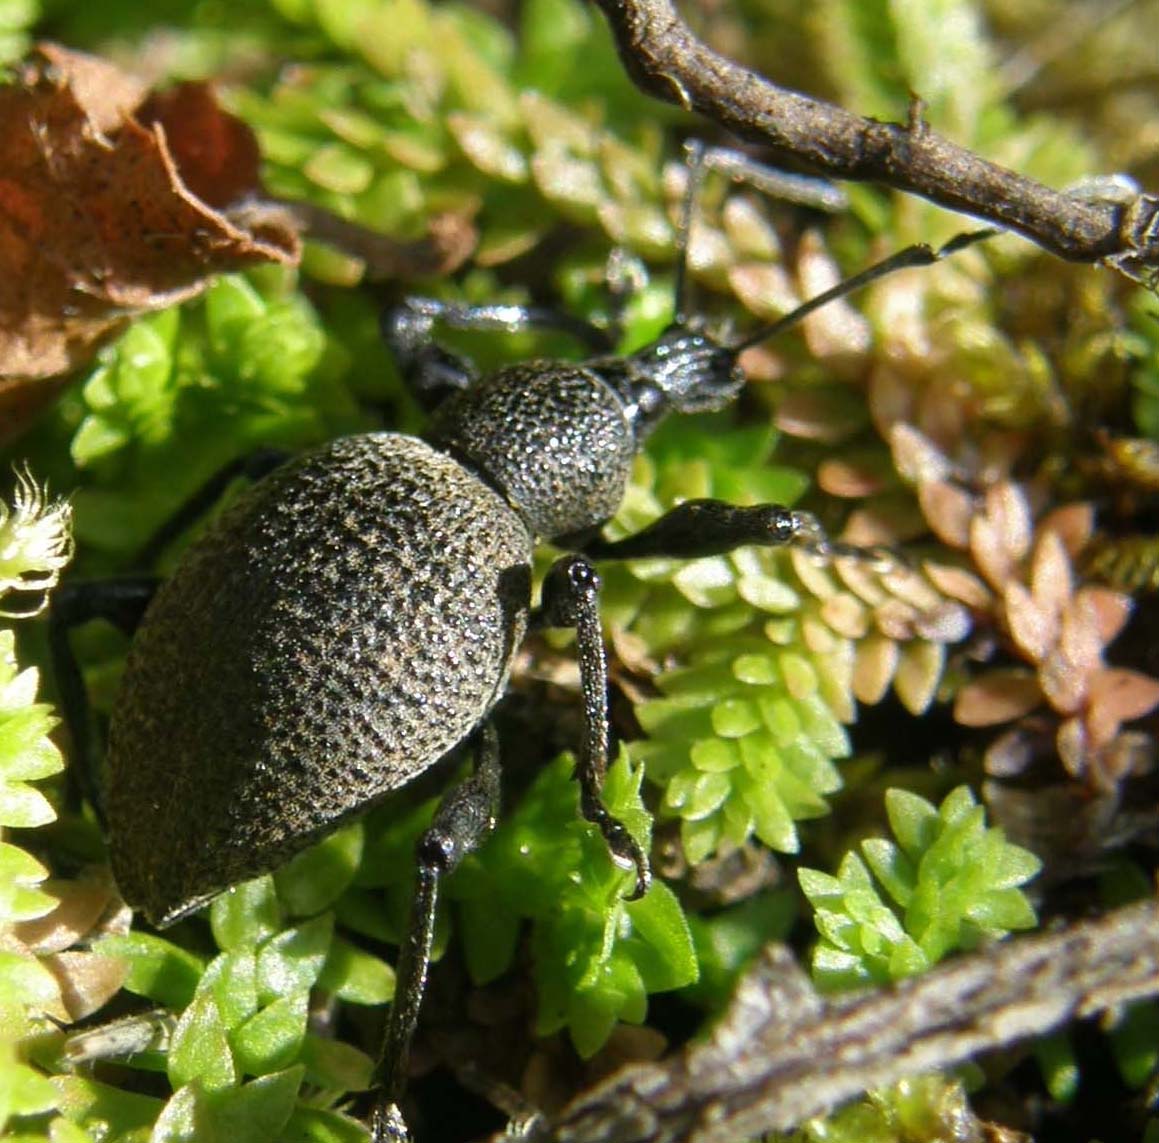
603, 819, 652, 900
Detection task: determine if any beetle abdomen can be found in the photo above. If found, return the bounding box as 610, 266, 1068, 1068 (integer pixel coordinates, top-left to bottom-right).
107, 434, 533, 924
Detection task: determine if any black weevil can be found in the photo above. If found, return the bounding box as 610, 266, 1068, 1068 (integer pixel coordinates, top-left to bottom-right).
49, 145, 987, 1141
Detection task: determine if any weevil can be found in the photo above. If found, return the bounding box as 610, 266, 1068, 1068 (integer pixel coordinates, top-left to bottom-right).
50, 144, 987, 1141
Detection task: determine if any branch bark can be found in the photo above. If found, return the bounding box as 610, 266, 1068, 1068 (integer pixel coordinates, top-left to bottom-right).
589, 0, 1159, 281
519, 897, 1159, 1143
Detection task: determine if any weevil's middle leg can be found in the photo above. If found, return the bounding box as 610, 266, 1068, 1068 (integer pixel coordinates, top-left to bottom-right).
372, 721, 502, 1143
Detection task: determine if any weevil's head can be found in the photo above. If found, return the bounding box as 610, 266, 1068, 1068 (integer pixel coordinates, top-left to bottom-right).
590, 323, 745, 440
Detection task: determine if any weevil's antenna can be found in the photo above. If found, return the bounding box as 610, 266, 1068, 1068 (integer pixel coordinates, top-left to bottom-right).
672, 139, 707, 327
728, 228, 998, 354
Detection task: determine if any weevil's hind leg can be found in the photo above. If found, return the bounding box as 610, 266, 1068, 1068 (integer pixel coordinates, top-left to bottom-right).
135, 448, 289, 567
372, 722, 502, 1143
536, 554, 650, 900
381, 298, 616, 412
48, 576, 160, 822
580, 498, 895, 567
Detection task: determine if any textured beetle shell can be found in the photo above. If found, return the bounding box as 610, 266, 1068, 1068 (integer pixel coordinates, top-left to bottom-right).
107, 434, 533, 925
430, 362, 635, 540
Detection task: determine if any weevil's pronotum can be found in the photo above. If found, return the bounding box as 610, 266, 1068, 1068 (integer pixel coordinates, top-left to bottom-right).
51, 144, 987, 1141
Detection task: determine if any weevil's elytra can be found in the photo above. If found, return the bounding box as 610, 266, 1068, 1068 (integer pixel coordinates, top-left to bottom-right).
108, 433, 533, 923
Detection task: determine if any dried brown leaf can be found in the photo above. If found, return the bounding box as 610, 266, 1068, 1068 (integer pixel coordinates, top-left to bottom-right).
834, 556, 888, 608
913, 600, 972, 644
771, 391, 858, 442
1004, 581, 1054, 664
0, 44, 299, 439
1086, 667, 1159, 726
796, 230, 871, 366
890, 423, 954, 485
1074, 586, 1132, 646
14, 875, 117, 954
867, 364, 914, 436
1056, 715, 1089, 780
841, 501, 927, 546
984, 483, 1033, 564
1028, 529, 1073, 627
1057, 592, 1107, 674
919, 480, 975, 549
1039, 647, 1092, 715
970, 513, 1015, 591
878, 564, 943, 613
922, 561, 992, 609
817, 456, 888, 498
915, 378, 968, 446
873, 597, 921, 641
43, 950, 128, 1022
790, 546, 839, 600
954, 669, 1043, 727
727, 262, 797, 320
1039, 502, 1095, 558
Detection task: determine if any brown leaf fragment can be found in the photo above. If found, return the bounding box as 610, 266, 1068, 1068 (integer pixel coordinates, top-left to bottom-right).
1086, 667, 1159, 727
1004, 580, 1054, 664
922, 560, 992, 610
1039, 502, 1095, 559
42, 950, 128, 1022
918, 480, 974, 549
1075, 585, 1132, 646
0, 43, 300, 437
954, 669, 1043, 727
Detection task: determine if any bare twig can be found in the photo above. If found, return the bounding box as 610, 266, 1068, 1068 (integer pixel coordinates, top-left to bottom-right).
589, 0, 1159, 282
517, 897, 1159, 1143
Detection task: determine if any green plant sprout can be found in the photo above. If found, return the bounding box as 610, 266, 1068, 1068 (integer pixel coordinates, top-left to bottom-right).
799, 785, 1041, 991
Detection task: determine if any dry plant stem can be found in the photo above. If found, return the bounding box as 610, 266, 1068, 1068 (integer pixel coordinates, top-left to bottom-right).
589, 0, 1159, 278
522, 898, 1159, 1143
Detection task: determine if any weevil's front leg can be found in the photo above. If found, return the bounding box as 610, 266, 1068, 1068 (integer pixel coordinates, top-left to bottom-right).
381, 297, 615, 411
581, 498, 895, 567
536, 554, 650, 900
49, 577, 161, 821
371, 722, 502, 1143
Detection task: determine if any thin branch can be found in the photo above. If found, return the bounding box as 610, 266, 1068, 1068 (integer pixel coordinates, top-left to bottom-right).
589, 0, 1159, 282
519, 897, 1159, 1143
